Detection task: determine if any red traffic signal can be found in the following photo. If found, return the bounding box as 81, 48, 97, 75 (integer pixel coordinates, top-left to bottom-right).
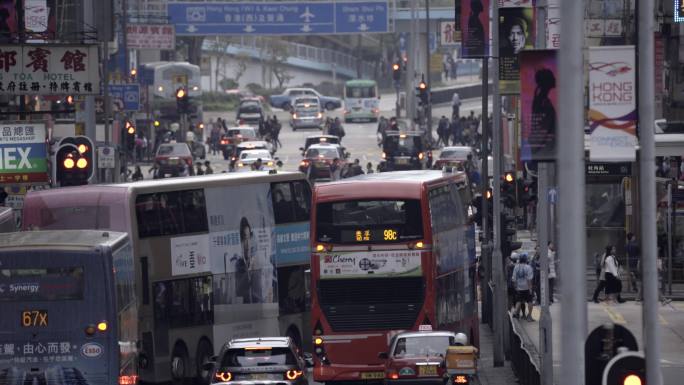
418, 81, 427, 90
504, 172, 514, 183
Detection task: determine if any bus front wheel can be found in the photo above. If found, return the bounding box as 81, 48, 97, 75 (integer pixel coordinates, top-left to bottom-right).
196, 339, 214, 385
171, 344, 189, 385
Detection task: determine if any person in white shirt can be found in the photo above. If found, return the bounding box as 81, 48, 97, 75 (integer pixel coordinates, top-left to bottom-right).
603, 245, 625, 304
451, 92, 461, 119
548, 242, 557, 304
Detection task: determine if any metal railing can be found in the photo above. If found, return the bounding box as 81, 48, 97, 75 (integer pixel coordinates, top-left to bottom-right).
508, 315, 541, 385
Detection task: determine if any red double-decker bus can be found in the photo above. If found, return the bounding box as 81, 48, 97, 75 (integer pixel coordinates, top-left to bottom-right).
309, 170, 479, 384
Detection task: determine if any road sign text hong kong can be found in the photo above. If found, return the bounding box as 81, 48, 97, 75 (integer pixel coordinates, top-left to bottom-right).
0, 123, 48, 184
0, 45, 100, 95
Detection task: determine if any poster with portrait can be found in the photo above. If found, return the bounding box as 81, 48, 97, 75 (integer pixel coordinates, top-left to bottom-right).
460, 0, 489, 58
588, 46, 637, 162
520, 50, 558, 162
205, 184, 277, 305
499, 7, 535, 94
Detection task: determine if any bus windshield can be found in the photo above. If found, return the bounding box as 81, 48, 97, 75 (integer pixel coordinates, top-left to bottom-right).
316, 199, 423, 243
346, 85, 376, 98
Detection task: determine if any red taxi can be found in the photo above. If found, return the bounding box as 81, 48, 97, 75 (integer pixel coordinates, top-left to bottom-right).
379, 328, 460, 385
298, 143, 347, 181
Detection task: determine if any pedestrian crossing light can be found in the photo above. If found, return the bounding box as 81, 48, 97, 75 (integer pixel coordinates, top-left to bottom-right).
125, 120, 135, 135
130, 68, 137, 80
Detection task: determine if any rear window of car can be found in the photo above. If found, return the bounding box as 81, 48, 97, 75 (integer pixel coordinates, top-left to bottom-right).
305, 147, 339, 159
241, 151, 270, 160
440, 149, 471, 159
157, 144, 190, 156
228, 128, 257, 137
239, 103, 261, 113
220, 347, 297, 368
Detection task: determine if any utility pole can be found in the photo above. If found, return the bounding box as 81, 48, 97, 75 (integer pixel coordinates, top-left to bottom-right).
558, 1, 587, 385
637, 1, 663, 384
491, 0, 505, 367
83, 0, 97, 183
480, 57, 490, 325
407, 0, 417, 122
425, 0, 432, 135
534, 1, 553, 384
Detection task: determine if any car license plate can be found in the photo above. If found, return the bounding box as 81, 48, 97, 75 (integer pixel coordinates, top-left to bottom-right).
418, 365, 438, 376
21, 310, 48, 327
395, 158, 409, 165
360, 372, 384, 379
250, 373, 274, 380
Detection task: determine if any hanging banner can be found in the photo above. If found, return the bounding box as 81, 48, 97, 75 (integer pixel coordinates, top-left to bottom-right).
520, 50, 558, 162
499, 7, 534, 94
588, 46, 637, 162
546, 6, 560, 49
440, 21, 460, 46
498, 0, 532, 7
460, 0, 489, 58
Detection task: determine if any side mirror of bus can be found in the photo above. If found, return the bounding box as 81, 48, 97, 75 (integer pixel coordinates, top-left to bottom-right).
304, 352, 314, 367
378, 352, 388, 360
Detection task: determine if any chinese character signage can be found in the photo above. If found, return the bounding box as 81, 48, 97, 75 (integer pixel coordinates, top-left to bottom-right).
546, 6, 560, 49
0, 45, 99, 95
499, 7, 535, 94
318, 250, 422, 279
676, 0, 684, 23
0, 122, 48, 184
460, 0, 489, 58
588, 46, 637, 162
520, 50, 558, 162
126, 24, 175, 50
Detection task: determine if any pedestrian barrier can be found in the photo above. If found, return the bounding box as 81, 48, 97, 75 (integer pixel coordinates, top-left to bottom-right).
508, 314, 541, 385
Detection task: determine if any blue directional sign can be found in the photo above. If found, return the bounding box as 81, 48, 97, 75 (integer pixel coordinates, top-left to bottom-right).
109, 84, 140, 112
167, 1, 389, 36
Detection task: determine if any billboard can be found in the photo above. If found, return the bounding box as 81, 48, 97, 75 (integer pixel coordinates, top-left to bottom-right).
440, 21, 460, 46
499, 0, 532, 6
0, 45, 100, 95
588, 46, 637, 162
520, 50, 558, 162
499, 7, 534, 94
317, 250, 422, 279
460, 0, 489, 58
126, 24, 175, 50
0, 122, 47, 184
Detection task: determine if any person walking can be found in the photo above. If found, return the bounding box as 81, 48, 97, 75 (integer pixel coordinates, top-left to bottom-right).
204, 160, 214, 174
437, 115, 449, 147
451, 92, 461, 119
449, 117, 461, 146
366, 162, 374, 174
131, 165, 144, 181
512, 252, 535, 321
592, 250, 607, 303
626, 232, 640, 295
603, 245, 625, 304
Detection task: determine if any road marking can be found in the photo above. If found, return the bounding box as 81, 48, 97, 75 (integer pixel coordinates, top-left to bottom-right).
602, 304, 627, 325
671, 302, 684, 312
659, 314, 669, 326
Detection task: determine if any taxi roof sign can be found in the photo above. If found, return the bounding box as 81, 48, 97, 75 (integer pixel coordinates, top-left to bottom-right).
419, 324, 433, 331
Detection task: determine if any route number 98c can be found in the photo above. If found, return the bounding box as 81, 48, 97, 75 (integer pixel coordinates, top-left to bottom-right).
383, 229, 398, 241
22, 310, 48, 327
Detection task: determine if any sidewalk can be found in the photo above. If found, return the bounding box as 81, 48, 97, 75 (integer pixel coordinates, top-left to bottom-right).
478, 319, 519, 385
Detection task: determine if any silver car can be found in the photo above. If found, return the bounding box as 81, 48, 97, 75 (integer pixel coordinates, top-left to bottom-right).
291, 103, 323, 131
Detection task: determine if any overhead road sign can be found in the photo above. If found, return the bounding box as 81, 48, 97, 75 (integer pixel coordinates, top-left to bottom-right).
109, 84, 141, 112
168, 1, 389, 36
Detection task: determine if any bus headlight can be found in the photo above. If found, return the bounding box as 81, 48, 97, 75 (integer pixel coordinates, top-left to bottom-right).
97, 321, 108, 332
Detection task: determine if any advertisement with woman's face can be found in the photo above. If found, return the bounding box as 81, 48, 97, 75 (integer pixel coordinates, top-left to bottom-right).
204, 184, 277, 305
499, 7, 535, 94
460, 0, 489, 58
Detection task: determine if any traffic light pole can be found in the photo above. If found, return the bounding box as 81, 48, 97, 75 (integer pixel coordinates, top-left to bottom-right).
480, 55, 491, 326
424, 0, 432, 136
637, 1, 663, 384
558, 2, 587, 385
490, 0, 505, 367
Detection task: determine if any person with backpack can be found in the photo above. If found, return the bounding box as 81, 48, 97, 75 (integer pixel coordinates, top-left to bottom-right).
604, 245, 625, 304
512, 252, 535, 321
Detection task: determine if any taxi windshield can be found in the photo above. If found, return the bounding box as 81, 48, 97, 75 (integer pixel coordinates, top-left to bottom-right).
393, 335, 455, 357
220, 347, 297, 368
305, 147, 338, 159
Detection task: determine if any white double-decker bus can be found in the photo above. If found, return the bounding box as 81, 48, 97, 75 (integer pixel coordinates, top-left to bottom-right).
22, 172, 312, 384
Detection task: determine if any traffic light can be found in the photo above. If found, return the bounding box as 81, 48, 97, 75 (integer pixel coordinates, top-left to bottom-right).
55, 140, 91, 187
602, 352, 645, 385
124, 119, 136, 152
500, 213, 521, 259
176, 87, 190, 114
501, 172, 517, 209
417, 79, 428, 105
471, 191, 493, 228
130, 68, 137, 81
585, 323, 639, 385
59, 136, 94, 182
392, 62, 401, 81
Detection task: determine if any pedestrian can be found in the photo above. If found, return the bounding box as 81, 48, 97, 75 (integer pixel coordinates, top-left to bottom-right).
437, 116, 449, 147
196, 163, 204, 176
251, 158, 264, 171
603, 245, 625, 304
548, 241, 557, 304
512, 252, 535, 321
131, 165, 144, 181
451, 92, 461, 119
366, 162, 374, 174
271, 116, 282, 149
204, 160, 214, 174
377, 116, 388, 147
0, 187, 7, 206
507, 253, 519, 313
210, 120, 220, 156
592, 251, 607, 303
149, 162, 161, 179
449, 117, 461, 146
330, 158, 342, 181
626, 232, 640, 295
350, 159, 364, 176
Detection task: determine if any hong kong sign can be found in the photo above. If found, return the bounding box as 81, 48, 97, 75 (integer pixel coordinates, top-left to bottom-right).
0, 45, 100, 95
0, 122, 48, 184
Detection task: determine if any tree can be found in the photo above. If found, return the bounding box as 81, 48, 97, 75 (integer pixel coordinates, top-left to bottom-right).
260, 37, 293, 89
234, 52, 250, 85
209, 37, 232, 92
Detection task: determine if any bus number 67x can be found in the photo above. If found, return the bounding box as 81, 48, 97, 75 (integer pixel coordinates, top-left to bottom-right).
22, 310, 48, 327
